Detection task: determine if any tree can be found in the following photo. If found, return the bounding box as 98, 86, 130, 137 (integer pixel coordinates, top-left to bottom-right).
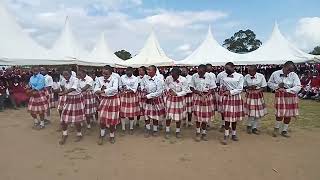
223, 29, 262, 53
115, 50, 132, 60
310, 46, 320, 55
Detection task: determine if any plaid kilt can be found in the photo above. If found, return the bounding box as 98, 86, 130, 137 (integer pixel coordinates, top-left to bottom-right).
245, 91, 267, 118
145, 96, 165, 121
222, 93, 245, 122
45, 89, 55, 108
274, 91, 299, 118
137, 90, 146, 116
98, 95, 120, 126
82, 91, 97, 116
27, 90, 49, 114
166, 95, 186, 121
57, 95, 67, 111
120, 92, 140, 118
185, 93, 193, 113
60, 94, 85, 123
193, 93, 215, 122
216, 88, 225, 113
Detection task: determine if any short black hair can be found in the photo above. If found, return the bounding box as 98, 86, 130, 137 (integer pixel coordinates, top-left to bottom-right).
181, 67, 189, 72
248, 65, 257, 70
171, 67, 181, 75
149, 65, 157, 72
139, 66, 147, 72
206, 63, 213, 67
198, 64, 207, 69
104, 65, 113, 72
284, 61, 295, 67
126, 67, 133, 71
78, 68, 87, 74
225, 62, 235, 67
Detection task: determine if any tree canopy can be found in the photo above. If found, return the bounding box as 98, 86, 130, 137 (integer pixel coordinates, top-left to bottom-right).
115, 50, 132, 60
223, 29, 262, 53
310, 46, 320, 55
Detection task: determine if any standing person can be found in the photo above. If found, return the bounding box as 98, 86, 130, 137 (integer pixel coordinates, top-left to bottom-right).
8, 77, 28, 107
143, 65, 165, 137
216, 70, 228, 132
120, 67, 140, 135
244, 65, 267, 135
0, 78, 7, 112
58, 70, 85, 145
181, 67, 193, 127
57, 72, 66, 117
136, 66, 147, 127
164, 67, 188, 139
27, 67, 48, 129
220, 62, 245, 145
268, 61, 301, 137
40, 67, 53, 124
95, 66, 120, 145
78, 69, 96, 131
206, 64, 217, 129
190, 64, 216, 141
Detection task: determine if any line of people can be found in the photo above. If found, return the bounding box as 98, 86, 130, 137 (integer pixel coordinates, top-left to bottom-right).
24, 61, 301, 145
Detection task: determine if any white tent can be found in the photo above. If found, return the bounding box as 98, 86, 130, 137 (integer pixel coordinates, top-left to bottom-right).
0, 1, 56, 65
240, 22, 316, 65
119, 31, 174, 67
176, 26, 243, 66
78, 32, 123, 66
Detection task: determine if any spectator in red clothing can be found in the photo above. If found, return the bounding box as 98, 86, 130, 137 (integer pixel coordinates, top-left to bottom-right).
0, 79, 7, 112
9, 78, 29, 107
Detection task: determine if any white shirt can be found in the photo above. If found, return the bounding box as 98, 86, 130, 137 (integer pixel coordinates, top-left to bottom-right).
94, 76, 119, 97
267, 69, 301, 94
44, 74, 53, 88
143, 75, 164, 99
244, 72, 267, 89
112, 72, 122, 88
138, 75, 147, 91
52, 82, 61, 91
165, 76, 188, 97
183, 74, 192, 93
121, 75, 139, 93
79, 75, 94, 91
216, 71, 227, 86
208, 72, 217, 84
60, 76, 81, 95
219, 72, 244, 95
190, 73, 217, 92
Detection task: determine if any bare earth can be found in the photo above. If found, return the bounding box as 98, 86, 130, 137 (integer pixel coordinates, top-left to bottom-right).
1, 101, 320, 180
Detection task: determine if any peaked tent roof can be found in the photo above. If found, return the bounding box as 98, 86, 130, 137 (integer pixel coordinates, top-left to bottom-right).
240, 22, 316, 64
176, 26, 245, 66
0, 1, 57, 65
120, 31, 174, 67
78, 33, 123, 66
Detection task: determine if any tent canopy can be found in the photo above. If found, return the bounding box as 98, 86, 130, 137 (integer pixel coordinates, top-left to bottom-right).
120, 31, 174, 67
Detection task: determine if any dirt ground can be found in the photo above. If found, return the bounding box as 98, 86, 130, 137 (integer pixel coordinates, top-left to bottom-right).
1, 98, 320, 180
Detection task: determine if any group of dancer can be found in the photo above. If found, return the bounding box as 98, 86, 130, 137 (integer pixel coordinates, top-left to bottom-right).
25, 61, 301, 145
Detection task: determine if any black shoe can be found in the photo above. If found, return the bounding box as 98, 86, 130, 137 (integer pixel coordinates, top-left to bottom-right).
74, 135, 83, 142
97, 136, 104, 145
59, 135, 68, 145
176, 132, 182, 139
231, 135, 239, 141
252, 128, 260, 135
109, 137, 115, 144
152, 131, 159, 137
247, 126, 252, 134
221, 135, 228, 145
129, 129, 134, 135
281, 131, 290, 138
144, 129, 151, 138
272, 128, 279, 137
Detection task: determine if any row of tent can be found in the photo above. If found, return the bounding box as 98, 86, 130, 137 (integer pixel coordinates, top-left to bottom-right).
0, 2, 319, 67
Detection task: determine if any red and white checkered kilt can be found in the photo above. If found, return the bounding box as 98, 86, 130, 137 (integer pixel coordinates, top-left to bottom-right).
57, 95, 67, 111
137, 90, 146, 116
120, 92, 140, 118
28, 90, 49, 114
166, 95, 187, 121
216, 89, 225, 113
98, 95, 120, 126
82, 91, 97, 116
60, 94, 85, 123
45, 89, 55, 108
274, 91, 299, 118
145, 96, 165, 121
185, 93, 193, 113
245, 91, 267, 118
222, 94, 245, 122
193, 93, 215, 123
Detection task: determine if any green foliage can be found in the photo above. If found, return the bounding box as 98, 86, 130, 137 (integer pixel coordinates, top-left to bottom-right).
115, 50, 132, 60
310, 46, 320, 55
223, 29, 262, 53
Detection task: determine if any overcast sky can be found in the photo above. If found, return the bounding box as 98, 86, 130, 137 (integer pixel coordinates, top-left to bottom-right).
3, 0, 320, 60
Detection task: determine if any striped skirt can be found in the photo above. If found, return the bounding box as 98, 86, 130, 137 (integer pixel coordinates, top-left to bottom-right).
245, 91, 267, 118
120, 92, 140, 118
193, 93, 215, 123
60, 94, 85, 123
98, 95, 120, 126
145, 96, 165, 121
137, 90, 146, 116
222, 93, 245, 122
166, 95, 187, 121
185, 93, 193, 113
57, 95, 67, 111
27, 90, 49, 114
216, 89, 225, 113
82, 91, 97, 116
275, 91, 299, 118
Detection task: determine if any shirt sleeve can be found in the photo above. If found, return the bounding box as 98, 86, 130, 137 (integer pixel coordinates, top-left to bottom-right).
209, 77, 217, 89
146, 78, 164, 99
190, 75, 196, 89
176, 79, 188, 97
129, 78, 139, 93
243, 76, 248, 87
93, 78, 101, 93
260, 75, 267, 88
286, 73, 302, 94
164, 77, 171, 91
230, 75, 244, 95
268, 72, 278, 90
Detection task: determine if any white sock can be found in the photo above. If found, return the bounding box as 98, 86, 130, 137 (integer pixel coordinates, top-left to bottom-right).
121, 119, 126, 131
221, 120, 225, 126
100, 129, 106, 137
225, 129, 229, 136
232, 130, 236, 136
252, 118, 259, 129
153, 125, 158, 132
77, 132, 82, 136
62, 130, 68, 136
248, 117, 254, 127
196, 128, 201, 134
275, 121, 281, 129
129, 120, 134, 130
202, 129, 207, 135
283, 124, 289, 132
33, 118, 39, 124
110, 132, 115, 138
40, 120, 45, 126
176, 128, 181, 133
165, 126, 170, 132
87, 124, 91, 129
146, 124, 151, 130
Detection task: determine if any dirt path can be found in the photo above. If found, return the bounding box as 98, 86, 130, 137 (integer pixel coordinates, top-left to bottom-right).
0, 109, 319, 180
